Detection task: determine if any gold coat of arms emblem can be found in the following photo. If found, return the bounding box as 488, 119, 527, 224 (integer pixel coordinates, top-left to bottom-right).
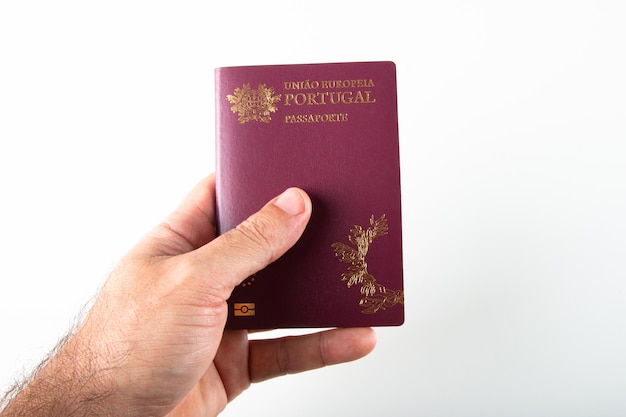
226, 83, 281, 124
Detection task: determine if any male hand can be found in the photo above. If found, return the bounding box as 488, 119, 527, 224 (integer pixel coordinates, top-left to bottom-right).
1, 174, 376, 417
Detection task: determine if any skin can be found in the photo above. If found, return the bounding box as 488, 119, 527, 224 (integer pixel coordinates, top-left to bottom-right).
0, 174, 376, 417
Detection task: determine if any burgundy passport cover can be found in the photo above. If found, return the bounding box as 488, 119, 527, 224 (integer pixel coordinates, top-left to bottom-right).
215, 61, 404, 329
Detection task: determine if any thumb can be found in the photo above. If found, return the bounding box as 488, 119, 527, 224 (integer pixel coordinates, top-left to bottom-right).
187, 187, 312, 297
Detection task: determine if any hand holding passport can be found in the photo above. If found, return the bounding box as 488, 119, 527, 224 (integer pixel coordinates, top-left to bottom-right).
0, 61, 396, 417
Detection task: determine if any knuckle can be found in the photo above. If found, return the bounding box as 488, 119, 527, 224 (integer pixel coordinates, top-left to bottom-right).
234, 215, 276, 257
275, 337, 290, 376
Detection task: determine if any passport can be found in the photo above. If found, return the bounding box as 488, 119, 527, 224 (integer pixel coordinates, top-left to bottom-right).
215, 61, 404, 329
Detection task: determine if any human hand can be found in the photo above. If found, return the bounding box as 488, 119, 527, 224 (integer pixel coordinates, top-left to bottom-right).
0, 174, 376, 417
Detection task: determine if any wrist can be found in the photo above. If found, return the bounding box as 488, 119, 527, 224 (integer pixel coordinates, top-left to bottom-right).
1, 331, 116, 417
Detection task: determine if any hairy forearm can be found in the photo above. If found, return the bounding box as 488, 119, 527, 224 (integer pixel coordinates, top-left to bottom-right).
0, 332, 116, 417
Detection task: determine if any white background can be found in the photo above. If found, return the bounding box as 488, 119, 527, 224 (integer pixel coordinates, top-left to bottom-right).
1, 1, 625, 416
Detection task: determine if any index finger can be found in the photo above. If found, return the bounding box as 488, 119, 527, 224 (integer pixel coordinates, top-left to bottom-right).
131, 174, 218, 257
